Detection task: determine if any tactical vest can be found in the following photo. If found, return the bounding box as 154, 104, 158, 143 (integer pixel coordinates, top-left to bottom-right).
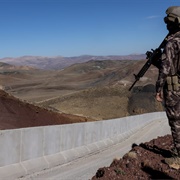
167, 33, 180, 91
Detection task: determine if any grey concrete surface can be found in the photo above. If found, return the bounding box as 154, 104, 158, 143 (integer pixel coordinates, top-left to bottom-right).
20, 117, 171, 180
0, 112, 168, 179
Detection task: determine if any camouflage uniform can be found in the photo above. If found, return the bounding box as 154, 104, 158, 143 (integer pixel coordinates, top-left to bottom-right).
156, 31, 180, 155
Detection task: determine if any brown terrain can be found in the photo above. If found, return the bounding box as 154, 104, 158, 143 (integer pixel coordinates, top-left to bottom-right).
0, 56, 178, 179
0, 59, 163, 120
0, 89, 93, 130
92, 135, 180, 180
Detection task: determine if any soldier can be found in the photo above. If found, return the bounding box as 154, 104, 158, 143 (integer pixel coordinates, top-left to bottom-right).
156, 6, 180, 165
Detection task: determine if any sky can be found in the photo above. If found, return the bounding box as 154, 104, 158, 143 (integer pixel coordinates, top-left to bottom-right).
0, 0, 179, 58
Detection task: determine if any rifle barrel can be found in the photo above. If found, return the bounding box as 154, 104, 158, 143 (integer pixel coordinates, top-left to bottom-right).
128, 79, 138, 91
128, 33, 169, 91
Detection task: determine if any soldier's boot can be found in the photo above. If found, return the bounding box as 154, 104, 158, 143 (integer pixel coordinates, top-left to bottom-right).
164, 155, 180, 169
164, 148, 180, 169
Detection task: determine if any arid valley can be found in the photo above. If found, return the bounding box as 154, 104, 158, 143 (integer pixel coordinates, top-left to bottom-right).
0, 55, 163, 122
1, 55, 178, 179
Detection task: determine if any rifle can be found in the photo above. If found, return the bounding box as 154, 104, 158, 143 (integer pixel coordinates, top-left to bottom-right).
128, 34, 169, 91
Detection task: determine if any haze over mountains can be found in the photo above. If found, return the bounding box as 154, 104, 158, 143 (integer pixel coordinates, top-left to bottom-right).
0, 54, 146, 70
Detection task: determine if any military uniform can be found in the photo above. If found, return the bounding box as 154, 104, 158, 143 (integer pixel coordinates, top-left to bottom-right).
156, 31, 180, 155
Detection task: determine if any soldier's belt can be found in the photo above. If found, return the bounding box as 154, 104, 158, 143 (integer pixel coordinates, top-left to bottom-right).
167, 75, 180, 91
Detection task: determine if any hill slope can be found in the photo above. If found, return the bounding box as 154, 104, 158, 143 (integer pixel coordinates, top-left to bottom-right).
0, 89, 93, 130
0, 59, 164, 120
38, 83, 163, 120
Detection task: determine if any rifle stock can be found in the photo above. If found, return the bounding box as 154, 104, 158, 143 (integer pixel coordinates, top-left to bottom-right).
128, 34, 169, 91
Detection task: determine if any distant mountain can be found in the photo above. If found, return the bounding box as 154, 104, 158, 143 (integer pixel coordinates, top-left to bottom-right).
0, 61, 35, 71
0, 62, 13, 68
0, 54, 146, 70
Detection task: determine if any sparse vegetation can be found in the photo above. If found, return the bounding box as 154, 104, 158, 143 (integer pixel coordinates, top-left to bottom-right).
0, 59, 163, 120
114, 168, 126, 175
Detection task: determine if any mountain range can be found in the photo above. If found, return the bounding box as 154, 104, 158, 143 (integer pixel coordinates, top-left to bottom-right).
0, 54, 146, 70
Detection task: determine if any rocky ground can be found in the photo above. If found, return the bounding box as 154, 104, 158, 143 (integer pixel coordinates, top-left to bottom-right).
92, 134, 180, 180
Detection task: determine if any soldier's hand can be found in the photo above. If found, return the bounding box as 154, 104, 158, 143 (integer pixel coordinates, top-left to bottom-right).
156, 92, 163, 102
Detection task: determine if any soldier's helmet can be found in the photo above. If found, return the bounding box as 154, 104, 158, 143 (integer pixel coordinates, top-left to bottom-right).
164, 6, 180, 25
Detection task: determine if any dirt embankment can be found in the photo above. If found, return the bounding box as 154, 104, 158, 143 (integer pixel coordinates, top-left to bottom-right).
92, 135, 180, 180
0, 89, 94, 130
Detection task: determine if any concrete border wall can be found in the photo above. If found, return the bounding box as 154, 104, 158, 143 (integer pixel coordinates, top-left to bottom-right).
0, 112, 167, 179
